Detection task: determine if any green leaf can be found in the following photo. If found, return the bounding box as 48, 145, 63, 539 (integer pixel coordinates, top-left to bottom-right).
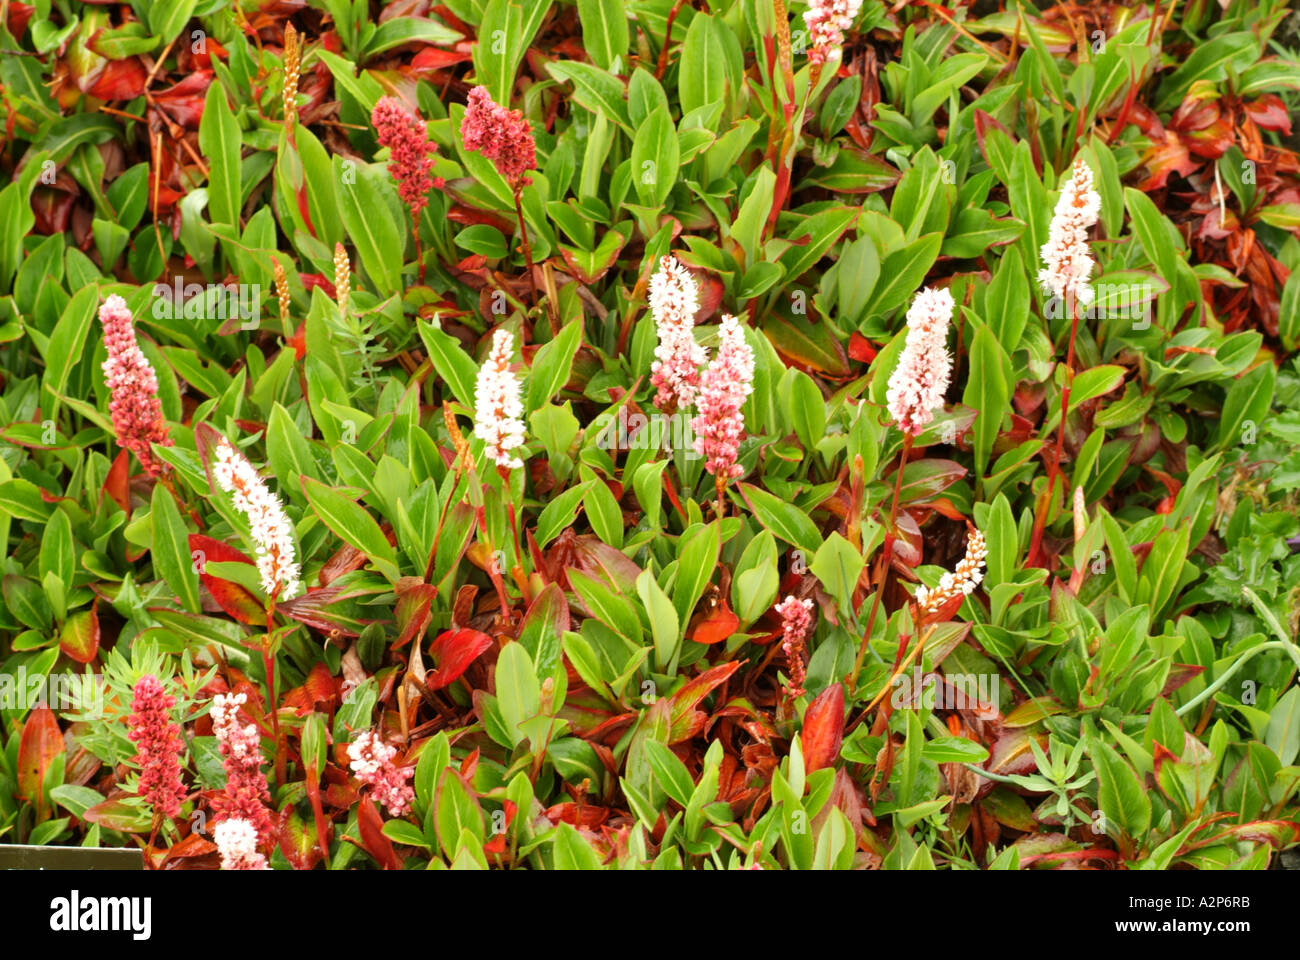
1090, 737, 1151, 849
1155, 32, 1260, 110
149, 0, 198, 47
198, 83, 241, 229
1216, 361, 1275, 451
545, 61, 631, 132
301, 477, 399, 581
630, 106, 679, 208
672, 522, 720, 635
151, 484, 200, 614
495, 641, 541, 748
736, 483, 823, 554
962, 317, 1012, 477
335, 157, 403, 295
678, 13, 727, 118
418, 319, 479, 409
809, 533, 864, 619
787, 370, 827, 452
576, 0, 629, 71
473, 0, 554, 106
526, 318, 582, 412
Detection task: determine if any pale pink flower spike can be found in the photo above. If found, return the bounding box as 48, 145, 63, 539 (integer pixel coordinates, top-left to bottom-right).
804, 0, 864, 66
474, 329, 527, 471
691, 314, 755, 482
649, 255, 707, 412
886, 286, 953, 437
212, 440, 301, 600
348, 730, 415, 818
214, 818, 269, 870
1038, 156, 1102, 308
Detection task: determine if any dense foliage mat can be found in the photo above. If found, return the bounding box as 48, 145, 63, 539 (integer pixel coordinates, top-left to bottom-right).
1, 0, 1299, 870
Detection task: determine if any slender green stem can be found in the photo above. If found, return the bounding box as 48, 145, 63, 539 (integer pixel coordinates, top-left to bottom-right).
1175, 640, 1300, 718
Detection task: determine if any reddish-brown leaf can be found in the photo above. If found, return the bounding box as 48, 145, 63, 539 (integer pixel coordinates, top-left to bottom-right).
801, 683, 845, 773
17, 705, 64, 814
427, 628, 494, 690
356, 798, 402, 870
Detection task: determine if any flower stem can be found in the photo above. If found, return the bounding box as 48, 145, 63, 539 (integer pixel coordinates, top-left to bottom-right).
1028, 296, 1081, 568
849, 432, 913, 695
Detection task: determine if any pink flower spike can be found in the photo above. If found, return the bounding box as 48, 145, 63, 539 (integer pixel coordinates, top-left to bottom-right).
804, 0, 864, 66
691, 314, 756, 481
371, 96, 443, 220
1038, 156, 1101, 307
461, 86, 537, 189
347, 730, 415, 818
886, 286, 953, 437
649, 255, 707, 412
210, 692, 275, 845
214, 818, 269, 870
775, 596, 815, 698
126, 675, 187, 820
99, 294, 173, 478
473, 329, 527, 471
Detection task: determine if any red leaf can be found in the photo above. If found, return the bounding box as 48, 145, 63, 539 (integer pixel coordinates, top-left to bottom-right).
188, 534, 265, 624
59, 604, 101, 663
801, 683, 845, 773
668, 661, 740, 744
1244, 94, 1292, 136
103, 449, 131, 513
279, 808, 327, 871
356, 799, 402, 870
689, 601, 739, 645
848, 332, 878, 363
427, 628, 494, 690
17, 705, 64, 814
87, 57, 148, 100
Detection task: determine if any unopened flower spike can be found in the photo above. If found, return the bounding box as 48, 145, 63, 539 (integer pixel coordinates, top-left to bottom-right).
210, 691, 275, 851
775, 596, 815, 698
127, 675, 187, 821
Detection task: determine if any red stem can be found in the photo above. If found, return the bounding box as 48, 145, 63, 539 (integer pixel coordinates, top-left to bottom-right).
848, 432, 913, 695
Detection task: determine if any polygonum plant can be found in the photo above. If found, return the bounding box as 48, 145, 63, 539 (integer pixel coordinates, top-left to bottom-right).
0, 0, 1296, 878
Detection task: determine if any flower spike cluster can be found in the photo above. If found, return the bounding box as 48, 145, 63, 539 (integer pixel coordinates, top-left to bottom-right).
914, 528, 987, 615
1038, 156, 1102, 307
461, 86, 537, 188
474, 329, 527, 471
126, 675, 187, 820
210, 692, 276, 847
691, 314, 755, 480
372, 96, 443, 220
649, 255, 708, 412
99, 294, 173, 478
804, 0, 864, 66
886, 286, 954, 436
212, 439, 301, 600
776, 596, 815, 698
347, 730, 415, 818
